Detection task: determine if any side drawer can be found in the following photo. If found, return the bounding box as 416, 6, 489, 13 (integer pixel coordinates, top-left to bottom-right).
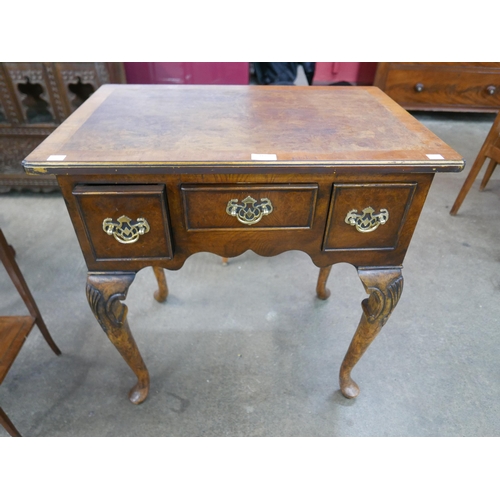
323, 183, 417, 251
73, 184, 173, 261
181, 184, 318, 230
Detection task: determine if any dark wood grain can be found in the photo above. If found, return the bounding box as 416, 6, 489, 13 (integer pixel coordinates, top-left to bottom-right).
0, 63, 126, 192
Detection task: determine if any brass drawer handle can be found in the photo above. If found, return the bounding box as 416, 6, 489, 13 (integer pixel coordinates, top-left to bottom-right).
102, 215, 150, 244
226, 196, 273, 225
486, 85, 496, 95
345, 207, 389, 233
414, 83, 424, 92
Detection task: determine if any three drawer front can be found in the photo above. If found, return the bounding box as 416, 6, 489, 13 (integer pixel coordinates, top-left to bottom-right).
323, 183, 417, 251
73, 184, 173, 261
181, 184, 318, 230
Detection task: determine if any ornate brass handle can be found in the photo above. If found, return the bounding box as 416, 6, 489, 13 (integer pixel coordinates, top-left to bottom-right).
226, 196, 273, 225
102, 215, 150, 244
345, 207, 389, 233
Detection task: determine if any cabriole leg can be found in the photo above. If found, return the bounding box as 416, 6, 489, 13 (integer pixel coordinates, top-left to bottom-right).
152, 266, 168, 303
316, 265, 332, 300
339, 267, 403, 398
86, 273, 149, 404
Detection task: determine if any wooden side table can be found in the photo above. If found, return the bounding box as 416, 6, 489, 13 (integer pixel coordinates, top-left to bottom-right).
23, 85, 464, 404
450, 111, 500, 215
0, 229, 61, 436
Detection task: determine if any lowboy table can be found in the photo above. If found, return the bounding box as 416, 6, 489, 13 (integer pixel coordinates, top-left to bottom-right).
23, 85, 464, 404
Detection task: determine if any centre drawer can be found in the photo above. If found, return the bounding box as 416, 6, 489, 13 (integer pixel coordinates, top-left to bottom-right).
181, 184, 318, 230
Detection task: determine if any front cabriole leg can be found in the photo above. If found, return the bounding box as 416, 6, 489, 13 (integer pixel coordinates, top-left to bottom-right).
339, 267, 403, 398
86, 272, 149, 404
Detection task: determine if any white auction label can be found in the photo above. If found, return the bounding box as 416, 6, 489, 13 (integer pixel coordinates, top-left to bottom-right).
251, 154, 277, 161
47, 155, 67, 161
426, 154, 444, 160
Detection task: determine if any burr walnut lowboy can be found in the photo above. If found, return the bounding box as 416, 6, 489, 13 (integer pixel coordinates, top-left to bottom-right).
23, 84, 464, 404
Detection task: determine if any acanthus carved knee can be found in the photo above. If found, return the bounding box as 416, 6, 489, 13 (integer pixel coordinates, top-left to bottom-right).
86, 283, 129, 328
361, 274, 404, 326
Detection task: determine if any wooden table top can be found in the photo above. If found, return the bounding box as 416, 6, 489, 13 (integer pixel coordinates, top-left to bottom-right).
23, 84, 464, 173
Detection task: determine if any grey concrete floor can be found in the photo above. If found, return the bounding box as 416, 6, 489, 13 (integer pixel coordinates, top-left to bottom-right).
0, 109, 499, 437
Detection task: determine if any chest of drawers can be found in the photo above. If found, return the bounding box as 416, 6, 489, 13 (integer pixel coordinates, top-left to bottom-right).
23, 85, 464, 405
374, 62, 500, 112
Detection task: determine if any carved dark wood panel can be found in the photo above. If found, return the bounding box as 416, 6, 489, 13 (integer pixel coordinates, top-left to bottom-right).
0, 62, 126, 192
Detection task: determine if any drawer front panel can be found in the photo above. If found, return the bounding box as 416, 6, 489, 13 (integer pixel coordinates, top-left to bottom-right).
385, 69, 500, 108
73, 184, 173, 260
323, 183, 417, 251
181, 184, 318, 230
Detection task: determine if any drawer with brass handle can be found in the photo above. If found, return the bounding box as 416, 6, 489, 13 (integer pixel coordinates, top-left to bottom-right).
73, 184, 173, 261
323, 183, 417, 251
181, 184, 318, 230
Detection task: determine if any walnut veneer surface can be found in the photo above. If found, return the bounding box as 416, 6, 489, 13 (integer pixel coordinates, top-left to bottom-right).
23, 84, 464, 404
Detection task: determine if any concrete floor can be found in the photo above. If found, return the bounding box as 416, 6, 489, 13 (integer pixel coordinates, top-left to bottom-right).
0, 108, 499, 437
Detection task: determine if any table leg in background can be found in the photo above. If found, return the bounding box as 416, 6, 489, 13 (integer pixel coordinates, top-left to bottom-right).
316, 265, 333, 300
152, 266, 168, 303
